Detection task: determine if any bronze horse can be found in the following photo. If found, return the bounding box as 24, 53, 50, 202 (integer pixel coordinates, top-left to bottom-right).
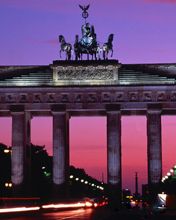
102, 34, 114, 60
59, 35, 72, 60
74, 35, 81, 61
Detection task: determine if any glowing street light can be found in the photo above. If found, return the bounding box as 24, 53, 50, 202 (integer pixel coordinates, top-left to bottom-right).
5, 182, 12, 188
4, 149, 10, 154
68, 175, 103, 191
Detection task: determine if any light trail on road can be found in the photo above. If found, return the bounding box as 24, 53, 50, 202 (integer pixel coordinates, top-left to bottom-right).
1, 208, 94, 220
43, 208, 93, 220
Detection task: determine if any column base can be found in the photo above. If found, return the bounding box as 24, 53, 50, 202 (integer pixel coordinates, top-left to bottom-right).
148, 183, 162, 206
12, 183, 29, 197
52, 183, 69, 201
108, 184, 122, 209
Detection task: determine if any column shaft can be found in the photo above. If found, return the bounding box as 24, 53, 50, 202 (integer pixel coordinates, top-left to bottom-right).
107, 111, 121, 207
147, 110, 162, 202
53, 112, 69, 199
11, 111, 31, 196
147, 110, 162, 185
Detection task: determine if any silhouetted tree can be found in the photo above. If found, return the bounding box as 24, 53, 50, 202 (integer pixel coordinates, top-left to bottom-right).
0, 143, 106, 199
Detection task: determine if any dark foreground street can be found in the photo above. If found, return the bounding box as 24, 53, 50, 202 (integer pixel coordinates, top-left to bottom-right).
2, 207, 176, 220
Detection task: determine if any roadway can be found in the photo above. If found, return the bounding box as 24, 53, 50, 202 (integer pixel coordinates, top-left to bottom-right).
2, 207, 176, 220
0, 208, 93, 220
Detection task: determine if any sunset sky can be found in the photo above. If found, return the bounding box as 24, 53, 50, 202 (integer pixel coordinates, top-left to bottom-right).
0, 0, 176, 193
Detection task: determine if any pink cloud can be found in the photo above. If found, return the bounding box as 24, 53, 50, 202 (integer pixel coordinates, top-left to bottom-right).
44, 39, 58, 46
24, 38, 58, 46
0, 0, 72, 13
145, 0, 176, 3
0, 0, 120, 13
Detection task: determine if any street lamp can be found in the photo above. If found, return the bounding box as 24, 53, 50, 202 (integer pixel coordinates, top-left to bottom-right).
170, 169, 174, 173
4, 149, 10, 154
5, 182, 12, 188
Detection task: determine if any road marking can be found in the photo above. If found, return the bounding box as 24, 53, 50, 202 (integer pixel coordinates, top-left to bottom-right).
58, 209, 93, 220
59, 212, 85, 220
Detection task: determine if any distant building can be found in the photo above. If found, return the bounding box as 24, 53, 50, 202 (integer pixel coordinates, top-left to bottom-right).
142, 184, 149, 199
122, 188, 132, 200
134, 172, 140, 198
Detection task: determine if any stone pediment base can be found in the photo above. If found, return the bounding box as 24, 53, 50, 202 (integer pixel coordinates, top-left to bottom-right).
51, 60, 120, 86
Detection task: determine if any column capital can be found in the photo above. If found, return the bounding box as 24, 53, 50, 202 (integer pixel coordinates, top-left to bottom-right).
10, 109, 31, 120
51, 104, 67, 115
106, 104, 121, 113
11, 111, 25, 116
52, 111, 66, 115
147, 104, 162, 114
51, 104, 66, 111
147, 109, 162, 115
10, 105, 25, 114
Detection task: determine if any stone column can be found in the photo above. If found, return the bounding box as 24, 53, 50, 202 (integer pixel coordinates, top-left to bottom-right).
52, 112, 69, 199
147, 109, 162, 203
11, 111, 31, 196
107, 110, 122, 208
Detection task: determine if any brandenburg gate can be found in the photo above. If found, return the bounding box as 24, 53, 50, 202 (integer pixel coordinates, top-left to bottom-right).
0, 60, 176, 205
1, 4, 176, 207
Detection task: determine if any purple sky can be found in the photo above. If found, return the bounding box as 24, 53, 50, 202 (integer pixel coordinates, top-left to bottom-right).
0, 0, 176, 193
1, 0, 176, 65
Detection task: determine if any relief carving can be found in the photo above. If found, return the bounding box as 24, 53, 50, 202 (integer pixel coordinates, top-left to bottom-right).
62, 70, 112, 80
46, 93, 56, 103
157, 92, 166, 101
101, 92, 112, 102
5, 93, 16, 103
114, 92, 124, 102
142, 92, 152, 101
170, 92, 176, 101
19, 93, 28, 103
57, 66, 115, 80
74, 93, 84, 103
1, 88, 176, 107
59, 93, 70, 103
33, 93, 43, 103
87, 93, 98, 103
129, 92, 139, 101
